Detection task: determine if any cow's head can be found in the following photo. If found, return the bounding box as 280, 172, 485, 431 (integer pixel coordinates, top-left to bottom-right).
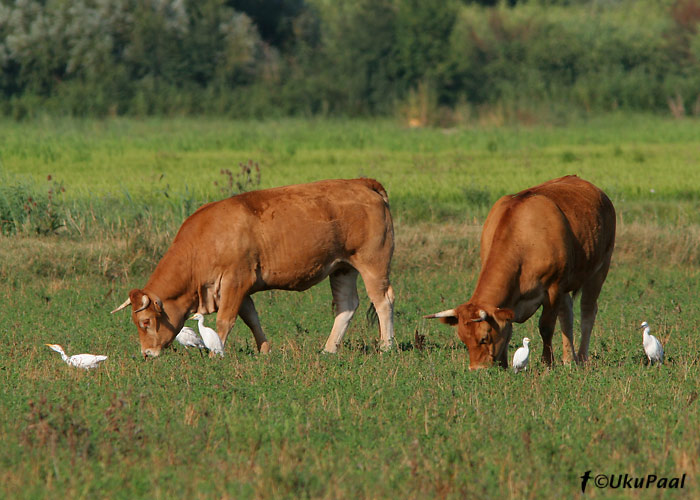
111, 289, 177, 357
425, 303, 514, 369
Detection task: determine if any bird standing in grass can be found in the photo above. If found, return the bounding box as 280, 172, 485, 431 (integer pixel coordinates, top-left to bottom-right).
189, 313, 224, 357
175, 326, 205, 349
640, 321, 663, 365
512, 337, 530, 373
46, 344, 108, 370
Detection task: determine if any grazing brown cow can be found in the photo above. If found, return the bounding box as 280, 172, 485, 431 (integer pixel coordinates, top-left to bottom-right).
112, 178, 395, 357
426, 175, 615, 369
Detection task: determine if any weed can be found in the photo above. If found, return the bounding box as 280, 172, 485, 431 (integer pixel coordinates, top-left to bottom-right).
214, 160, 262, 198
0, 173, 66, 235
560, 150, 579, 163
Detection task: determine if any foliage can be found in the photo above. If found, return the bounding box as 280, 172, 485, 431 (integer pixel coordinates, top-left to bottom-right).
1, 0, 700, 118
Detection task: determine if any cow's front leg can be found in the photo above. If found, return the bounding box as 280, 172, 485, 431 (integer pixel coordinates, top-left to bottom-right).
496, 322, 512, 368
239, 295, 270, 353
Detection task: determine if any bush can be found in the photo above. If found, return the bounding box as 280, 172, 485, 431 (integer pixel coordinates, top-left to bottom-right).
1, 0, 700, 118
0, 172, 66, 235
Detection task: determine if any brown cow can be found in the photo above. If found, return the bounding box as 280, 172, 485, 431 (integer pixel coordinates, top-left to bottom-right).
426, 175, 615, 369
112, 178, 395, 357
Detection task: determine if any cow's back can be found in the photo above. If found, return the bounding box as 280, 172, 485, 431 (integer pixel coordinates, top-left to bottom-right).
161, 178, 393, 291
480, 176, 615, 292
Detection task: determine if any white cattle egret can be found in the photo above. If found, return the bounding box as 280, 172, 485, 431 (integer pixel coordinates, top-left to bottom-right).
512, 337, 530, 373
640, 321, 663, 365
45, 344, 107, 370
175, 326, 205, 349
189, 313, 224, 357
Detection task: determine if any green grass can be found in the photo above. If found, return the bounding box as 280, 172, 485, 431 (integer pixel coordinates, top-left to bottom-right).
2, 114, 700, 225
1, 115, 699, 499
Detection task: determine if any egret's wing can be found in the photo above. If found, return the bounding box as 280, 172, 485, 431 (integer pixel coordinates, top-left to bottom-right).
69, 354, 107, 369
654, 337, 664, 362
512, 347, 529, 372
210, 335, 224, 355
201, 326, 224, 355
176, 332, 199, 347
513, 347, 526, 364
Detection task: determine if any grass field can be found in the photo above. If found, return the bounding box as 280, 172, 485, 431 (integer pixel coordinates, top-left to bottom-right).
1, 115, 699, 499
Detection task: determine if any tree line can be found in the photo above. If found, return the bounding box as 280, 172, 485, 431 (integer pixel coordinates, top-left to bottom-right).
1, 0, 699, 120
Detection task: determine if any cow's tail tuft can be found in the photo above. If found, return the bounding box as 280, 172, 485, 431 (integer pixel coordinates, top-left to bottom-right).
358, 178, 389, 206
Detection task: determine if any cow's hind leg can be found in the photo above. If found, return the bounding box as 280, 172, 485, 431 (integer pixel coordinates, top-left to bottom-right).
578, 294, 598, 364
239, 295, 270, 353
558, 293, 577, 364
578, 281, 604, 363
215, 290, 247, 354
359, 272, 394, 352
323, 268, 360, 353
538, 304, 558, 366
578, 258, 612, 363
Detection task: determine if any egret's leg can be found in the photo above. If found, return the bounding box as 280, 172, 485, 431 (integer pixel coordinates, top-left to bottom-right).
323, 269, 360, 353
558, 293, 576, 364
239, 296, 270, 353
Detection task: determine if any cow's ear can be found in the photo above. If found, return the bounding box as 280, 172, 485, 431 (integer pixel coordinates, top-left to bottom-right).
494, 308, 514, 323
439, 315, 459, 326
129, 289, 146, 308
424, 309, 458, 326
151, 295, 163, 314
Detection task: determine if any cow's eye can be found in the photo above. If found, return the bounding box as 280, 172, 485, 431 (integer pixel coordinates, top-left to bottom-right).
479, 336, 489, 345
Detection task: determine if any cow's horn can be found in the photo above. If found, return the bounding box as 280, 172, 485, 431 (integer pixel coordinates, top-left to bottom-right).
111, 298, 132, 314
134, 294, 150, 313
423, 309, 457, 319
471, 309, 488, 323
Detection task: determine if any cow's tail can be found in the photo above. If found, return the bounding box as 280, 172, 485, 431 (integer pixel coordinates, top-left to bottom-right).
365, 302, 378, 326
358, 178, 390, 206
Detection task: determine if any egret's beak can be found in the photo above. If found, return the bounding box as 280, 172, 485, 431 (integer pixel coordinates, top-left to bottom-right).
187, 315, 196, 321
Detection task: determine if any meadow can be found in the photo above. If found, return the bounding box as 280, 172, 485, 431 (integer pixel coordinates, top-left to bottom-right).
1, 115, 699, 499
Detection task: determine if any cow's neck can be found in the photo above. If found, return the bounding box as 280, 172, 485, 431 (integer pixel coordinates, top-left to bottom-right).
471, 253, 521, 310
144, 248, 198, 325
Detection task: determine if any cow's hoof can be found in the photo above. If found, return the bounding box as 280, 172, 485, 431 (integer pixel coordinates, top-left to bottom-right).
259, 341, 271, 354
